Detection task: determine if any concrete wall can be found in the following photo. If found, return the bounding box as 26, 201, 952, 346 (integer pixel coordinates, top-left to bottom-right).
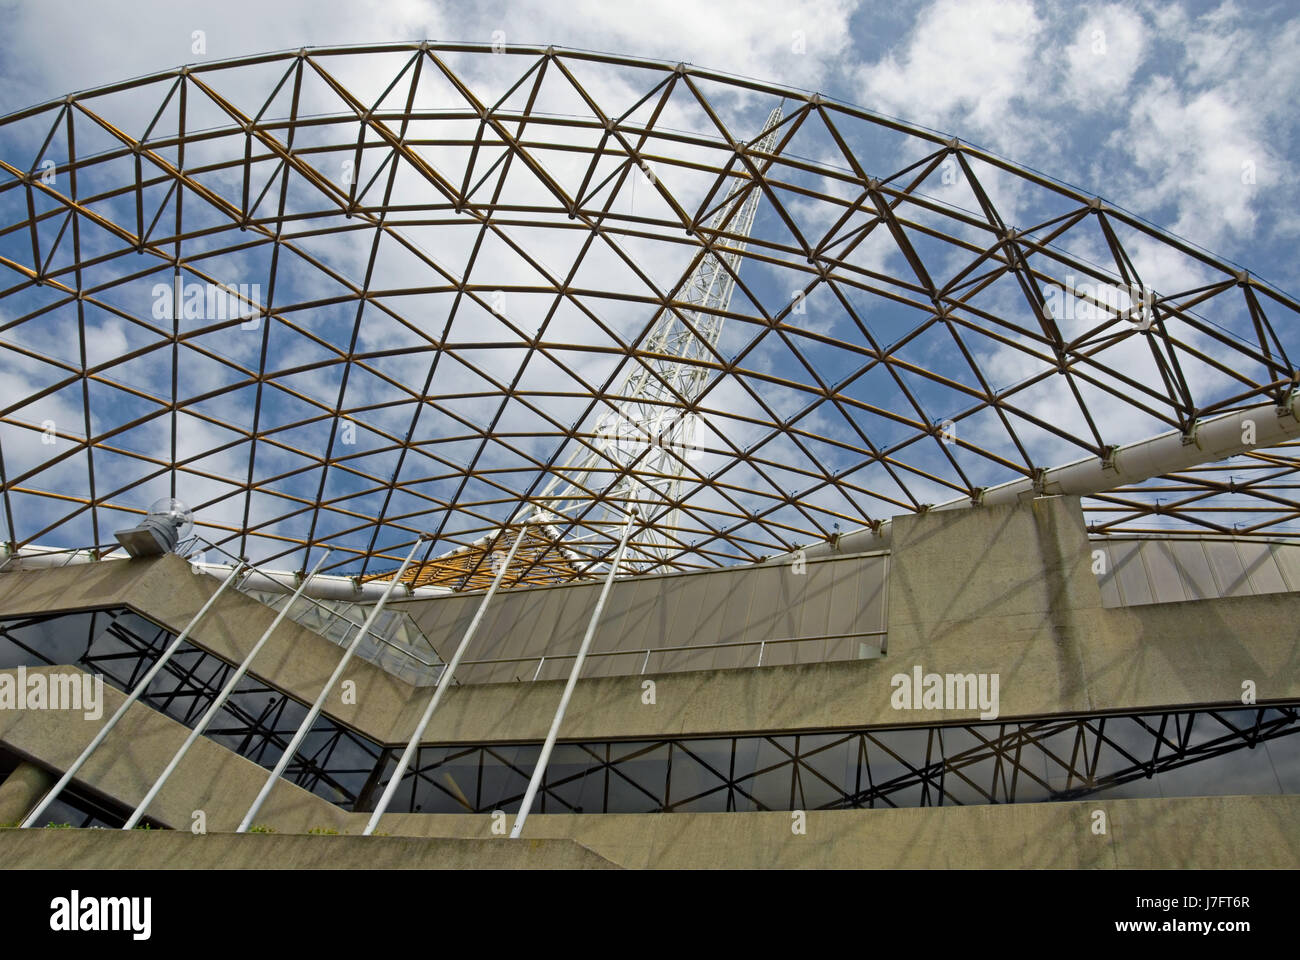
362, 794, 1300, 868
0, 496, 1296, 749
0, 665, 349, 834
391, 549, 888, 683
1, 496, 1297, 868
2, 794, 1293, 869
0, 829, 617, 869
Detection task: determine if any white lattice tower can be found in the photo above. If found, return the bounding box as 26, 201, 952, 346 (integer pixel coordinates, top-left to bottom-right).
526, 106, 785, 571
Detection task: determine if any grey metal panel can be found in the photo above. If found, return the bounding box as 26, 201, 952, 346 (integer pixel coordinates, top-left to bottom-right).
796, 561, 833, 639
1239, 541, 1287, 594
1273, 543, 1300, 592
1094, 543, 1122, 607
637, 574, 682, 652
1141, 540, 1189, 604
661, 574, 716, 673
1204, 540, 1253, 597
612, 578, 659, 656
1166, 540, 1219, 600
691, 569, 733, 650
738, 566, 785, 649
857, 555, 888, 636
712, 568, 758, 669
825, 557, 859, 640
1110, 540, 1154, 606
584, 578, 636, 679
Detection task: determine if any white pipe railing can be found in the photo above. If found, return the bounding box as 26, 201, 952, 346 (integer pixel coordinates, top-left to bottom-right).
20, 562, 247, 828
511, 513, 636, 839
362, 524, 530, 836
121, 550, 332, 829
237, 539, 426, 832
774, 389, 1300, 562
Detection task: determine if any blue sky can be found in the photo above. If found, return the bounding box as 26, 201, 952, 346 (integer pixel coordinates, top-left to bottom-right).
0, 0, 1296, 570
4, 0, 1296, 288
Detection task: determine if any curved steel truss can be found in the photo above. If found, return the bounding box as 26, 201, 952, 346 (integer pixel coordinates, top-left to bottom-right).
1, 42, 1298, 586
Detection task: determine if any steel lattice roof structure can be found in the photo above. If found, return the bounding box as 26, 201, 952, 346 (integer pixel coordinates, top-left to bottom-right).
1, 42, 1298, 588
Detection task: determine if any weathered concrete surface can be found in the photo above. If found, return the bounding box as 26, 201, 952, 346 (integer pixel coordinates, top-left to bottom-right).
0, 829, 617, 869
0, 498, 1296, 747
0, 760, 53, 824
0, 665, 349, 834
0, 554, 416, 743
4, 793, 1290, 870
365, 794, 1300, 869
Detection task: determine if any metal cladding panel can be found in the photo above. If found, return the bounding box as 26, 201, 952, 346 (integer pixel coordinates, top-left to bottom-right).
1274, 543, 1300, 591
712, 568, 759, 669
1205, 540, 1253, 597
1111, 539, 1155, 606
738, 566, 786, 649
1095, 543, 1123, 607
392, 551, 890, 681
582, 576, 649, 679
1239, 541, 1288, 594
859, 555, 888, 634
1167, 540, 1220, 601
1142, 539, 1191, 603
663, 572, 710, 651
636, 574, 682, 653
660, 575, 717, 674
826, 557, 863, 640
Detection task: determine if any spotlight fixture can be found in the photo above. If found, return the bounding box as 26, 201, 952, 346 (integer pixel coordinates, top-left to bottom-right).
114, 498, 194, 558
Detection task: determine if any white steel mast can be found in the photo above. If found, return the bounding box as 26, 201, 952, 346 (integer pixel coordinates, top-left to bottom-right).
524, 106, 785, 573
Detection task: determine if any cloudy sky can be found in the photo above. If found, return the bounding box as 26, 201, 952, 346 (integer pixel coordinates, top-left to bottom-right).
3, 0, 1296, 287
1, 0, 1296, 564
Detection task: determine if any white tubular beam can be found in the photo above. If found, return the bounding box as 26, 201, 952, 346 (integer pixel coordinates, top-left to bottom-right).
510, 513, 636, 839
21, 562, 247, 828
237, 539, 426, 833
778, 390, 1300, 562
198, 565, 450, 601
362, 524, 530, 836
121, 550, 332, 829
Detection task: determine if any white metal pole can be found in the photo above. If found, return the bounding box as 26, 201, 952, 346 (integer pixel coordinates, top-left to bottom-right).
362, 525, 529, 835
121, 549, 332, 829
238, 538, 425, 832
510, 513, 635, 839
21, 561, 247, 828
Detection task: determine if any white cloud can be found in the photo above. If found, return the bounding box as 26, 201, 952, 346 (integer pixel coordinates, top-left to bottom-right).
1061, 3, 1146, 105
857, 0, 1044, 136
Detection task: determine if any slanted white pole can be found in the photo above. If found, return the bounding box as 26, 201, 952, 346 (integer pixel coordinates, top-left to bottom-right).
510, 513, 635, 838
22, 561, 247, 828
238, 538, 426, 832
122, 549, 333, 829
362, 524, 529, 835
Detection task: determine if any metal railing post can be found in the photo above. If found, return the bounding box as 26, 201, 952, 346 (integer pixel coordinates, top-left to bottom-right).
531, 656, 545, 682
362, 524, 529, 835
21, 562, 246, 828
510, 513, 635, 838
237, 539, 425, 832
121, 550, 332, 829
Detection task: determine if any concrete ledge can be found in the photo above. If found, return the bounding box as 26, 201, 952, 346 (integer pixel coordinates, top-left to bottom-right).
0, 665, 348, 834
2, 498, 1298, 747
367, 794, 1300, 869
0, 830, 619, 869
